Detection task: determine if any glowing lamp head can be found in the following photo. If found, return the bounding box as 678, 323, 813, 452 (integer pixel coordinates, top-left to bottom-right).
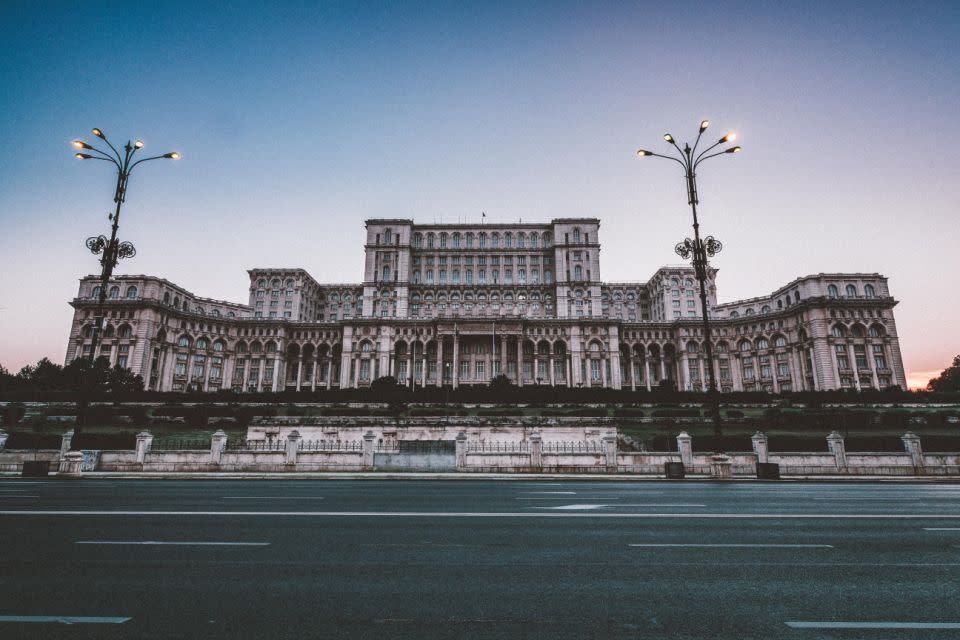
699, 120, 710, 132
720, 132, 736, 143
92, 128, 104, 139
663, 133, 674, 143
726, 146, 742, 153
134, 139, 144, 149
165, 152, 181, 160
75, 153, 91, 160
637, 149, 652, 157
71, 139, 88, 149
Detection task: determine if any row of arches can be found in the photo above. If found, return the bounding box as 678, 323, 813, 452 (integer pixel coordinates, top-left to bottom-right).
412, 230, 553, 250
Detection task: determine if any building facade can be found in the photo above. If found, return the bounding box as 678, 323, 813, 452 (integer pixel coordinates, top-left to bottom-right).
64, 218, 907, 392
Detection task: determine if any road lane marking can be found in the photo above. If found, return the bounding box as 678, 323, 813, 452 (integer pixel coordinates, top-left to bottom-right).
0, 615, 131, 624
221, 496, 325, 500
515, 497, 620, 500
0, 496, 39, 498
924, 527, 960, 531
630, 543, 834, 548
786, 621, 960, 629
7, 511, 960, 519
519, 491, 577, 494
75, 540, 269, 546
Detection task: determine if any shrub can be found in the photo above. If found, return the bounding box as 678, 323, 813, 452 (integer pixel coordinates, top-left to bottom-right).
650, 408, 701, 418
2, 402, 26, 427
725, 409, 745, 419
612, 408, 645, 417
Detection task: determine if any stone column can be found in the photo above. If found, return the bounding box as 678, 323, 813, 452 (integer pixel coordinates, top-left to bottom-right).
901, 431, 924, 470
848, 343, 861, 391
548, 345, 555, 386
60, 430, 74, 459
808, 347, 820, 390
256, 357, 265, 392
751, 431, 769, 463
437, 336, 444, 386
285, 430, 301, 466
452, 332, 460, 389
645, 358, 652, 392
421, 353, 427, 387
210, 429, 228, 465
295, 357, 303, 392
135, 431, 154, 464
500, 335, 508, 377
680, 353, 689, 391
516, 337, 524, 387
529, 433, 542, 470
828, 344, 840, 390
676, 431, 693, 466
826, 431, 846, 471
603, 433, 618, 471
311, 359, 318, 392
600, 356, 607, 388
868, 343, 880, 390
565, 355, 572, 387
629, 352, 636, 391
362, 430, 375, 470
455, 430, 467, 471
660, 358, 667, 385
326, 359, 333, 389
0, 429, 7, 451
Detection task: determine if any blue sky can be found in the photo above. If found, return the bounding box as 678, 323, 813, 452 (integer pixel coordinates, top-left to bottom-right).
1, 0, 959, 386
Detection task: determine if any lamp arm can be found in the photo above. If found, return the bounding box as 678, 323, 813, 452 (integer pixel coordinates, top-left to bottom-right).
98, 135, 124, 164
642, 151, 688, 170
128, 154, 172, 173
694, 140, 723, 164
694, 150, 736, 169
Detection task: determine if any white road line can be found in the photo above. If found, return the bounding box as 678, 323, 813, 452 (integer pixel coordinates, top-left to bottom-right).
0, 496, 39, 499
515, 497, 619, 500
534, 504, 706, 510
924, 527, 960, 531
0, 615, 131, 624
221, 496, 325, 500
5, 510, 960, 519
786, 621, 960, 629
520, 491, 577, 495
75, 540, 269, 546
630, 543, 834, 549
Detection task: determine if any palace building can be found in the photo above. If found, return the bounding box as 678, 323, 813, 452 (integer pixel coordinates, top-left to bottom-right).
65, 218, 907, 393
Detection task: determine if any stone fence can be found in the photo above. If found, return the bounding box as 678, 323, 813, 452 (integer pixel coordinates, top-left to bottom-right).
0, 428, 957, 477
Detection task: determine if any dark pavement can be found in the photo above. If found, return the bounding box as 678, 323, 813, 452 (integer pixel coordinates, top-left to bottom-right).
1, 479, 960, 639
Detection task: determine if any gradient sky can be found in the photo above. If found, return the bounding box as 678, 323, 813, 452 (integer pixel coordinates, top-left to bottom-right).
1, 0, 958, 388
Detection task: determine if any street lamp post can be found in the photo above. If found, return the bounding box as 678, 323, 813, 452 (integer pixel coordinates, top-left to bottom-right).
637, 120, 741, 442
70, 128, 179, 450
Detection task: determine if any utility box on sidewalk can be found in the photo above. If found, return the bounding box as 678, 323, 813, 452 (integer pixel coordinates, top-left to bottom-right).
665, 462, 685, 479
756, 462, 780, 480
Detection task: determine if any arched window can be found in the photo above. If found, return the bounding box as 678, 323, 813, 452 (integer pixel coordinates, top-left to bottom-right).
173, 296, 180, 308
687, 342, 699, 353
831, 324, 847, 338
851, 324, 866, 338
864, 284, 876, 298
440, 233, 448, 248
827, 284, 839, 299
517, 233, 525, 248
868, 324, 884, 338
360, 342, 372, 352
213, 340, 225, 352
529, 233, 538, 248
773, 335, 787, 348
257, 279, 266, 288
729, 310, 739, 318
465, 233, 473, 248
452, 233, 461, 248
413, 233, 422, 248
756, 338, 770, 350
744, 308, 755, 316
846, 284, 857, 297
761, 305, 771, 313
492, 233, 500, 248
117, 324, 133, 338
125, 286, 138, 298
92, 286, 101, 299
739, 340, 752, 351
109, 286, 120, 299
479, 233, 487, 248
196, 338, 208, 350
178, 335, 191, 348
504, 232, 512, 248
427, 233, 435, 248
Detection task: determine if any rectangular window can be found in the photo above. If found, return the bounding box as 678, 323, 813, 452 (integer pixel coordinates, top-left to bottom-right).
475, 361, 485, 379
459, 361, 469, 380
673, 300, 680, 309
175, 354, 188, 377
835, 344, 850, 370
439, 270, 447, 284
210, 357, 223, 379
720, 361, 730, 381
590, 359, 601, 382
359, 360, 370, 380
192, 355, 205, 379
854, 345, 868, 370
873, 344, 887, 370
554, 360, 565, 381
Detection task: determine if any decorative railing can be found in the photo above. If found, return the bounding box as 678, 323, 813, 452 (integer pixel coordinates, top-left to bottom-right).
466, 441, 530, 453
541, 441, 606, 454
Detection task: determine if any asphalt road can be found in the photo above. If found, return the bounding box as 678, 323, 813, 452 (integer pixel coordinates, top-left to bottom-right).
1, 479, 960, 639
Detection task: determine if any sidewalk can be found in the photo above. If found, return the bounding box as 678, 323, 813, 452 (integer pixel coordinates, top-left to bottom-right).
3, 471, 958, 482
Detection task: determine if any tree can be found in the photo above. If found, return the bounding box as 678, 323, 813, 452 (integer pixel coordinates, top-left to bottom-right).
490, 374, 513, 389
928, 355, 960, 392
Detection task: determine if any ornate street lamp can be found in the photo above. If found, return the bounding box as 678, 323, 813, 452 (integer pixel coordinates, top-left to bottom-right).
70, 128, 179, 449
637, 120, 741, 440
